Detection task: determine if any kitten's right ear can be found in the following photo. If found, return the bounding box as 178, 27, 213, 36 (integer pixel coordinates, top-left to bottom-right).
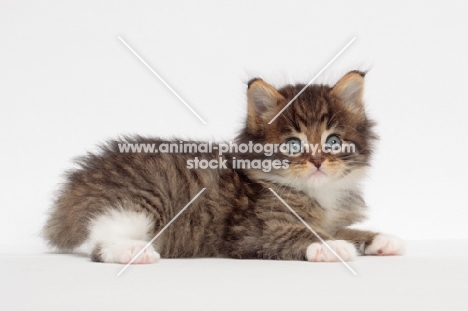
247, 78, 284, 129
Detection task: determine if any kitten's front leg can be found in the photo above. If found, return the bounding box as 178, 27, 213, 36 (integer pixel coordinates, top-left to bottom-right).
259, 224, 357, 262
334, 228, 405, 256
305, 239, 358, 262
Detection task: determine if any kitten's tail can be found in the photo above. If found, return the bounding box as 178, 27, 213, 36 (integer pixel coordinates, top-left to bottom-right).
42, 198, 91, 251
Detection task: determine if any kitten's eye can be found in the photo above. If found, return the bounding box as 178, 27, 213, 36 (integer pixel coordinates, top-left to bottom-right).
284, 138, 302, 155
325, 135, 341, 147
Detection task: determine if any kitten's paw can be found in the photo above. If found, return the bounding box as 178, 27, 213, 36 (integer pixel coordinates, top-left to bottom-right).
119, 241, 161, 264
306, 240, 357, 262
96, 240, 160, 264
365, 234, 405, 256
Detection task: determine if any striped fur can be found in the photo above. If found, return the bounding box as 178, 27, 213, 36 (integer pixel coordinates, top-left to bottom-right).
43, 71, 403, 262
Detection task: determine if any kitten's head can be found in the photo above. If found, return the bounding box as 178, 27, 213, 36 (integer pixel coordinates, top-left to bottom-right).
235, 71, 377, 190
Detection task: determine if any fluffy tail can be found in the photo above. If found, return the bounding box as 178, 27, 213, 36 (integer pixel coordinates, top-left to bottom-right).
42, 198, 93, 251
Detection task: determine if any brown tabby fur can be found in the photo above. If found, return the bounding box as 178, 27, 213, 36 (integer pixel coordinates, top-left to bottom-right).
44, 71, 381, 261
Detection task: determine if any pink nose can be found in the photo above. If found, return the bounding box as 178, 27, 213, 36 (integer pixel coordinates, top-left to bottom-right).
311, 158, 322, 168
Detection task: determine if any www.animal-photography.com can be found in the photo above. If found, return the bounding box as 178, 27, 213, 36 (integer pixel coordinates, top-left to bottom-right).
1, 1, 467, 310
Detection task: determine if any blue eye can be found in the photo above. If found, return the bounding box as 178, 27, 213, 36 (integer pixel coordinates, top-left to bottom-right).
325, 135, 341, 147
284, 138, 302, 155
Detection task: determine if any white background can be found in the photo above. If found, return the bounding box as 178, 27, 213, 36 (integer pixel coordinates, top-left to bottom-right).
1, 0, 468, 251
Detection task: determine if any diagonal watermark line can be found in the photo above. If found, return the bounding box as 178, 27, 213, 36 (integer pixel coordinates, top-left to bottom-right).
117, 188, 206, 276
268, 188, 357, 275
118, 36, 207, 125
268, 37, 356, 124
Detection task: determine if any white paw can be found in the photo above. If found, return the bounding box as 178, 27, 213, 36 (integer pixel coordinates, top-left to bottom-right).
119, 240, 160, 264
306, 240, 357, 262
365, 234, 405, 256
100, 239, 160, 264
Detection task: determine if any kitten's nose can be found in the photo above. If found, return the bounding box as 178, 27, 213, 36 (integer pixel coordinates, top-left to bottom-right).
311, 156, 323, 168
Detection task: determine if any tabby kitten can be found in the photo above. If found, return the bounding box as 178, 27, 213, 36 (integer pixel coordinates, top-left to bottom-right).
43, 71, 404, 264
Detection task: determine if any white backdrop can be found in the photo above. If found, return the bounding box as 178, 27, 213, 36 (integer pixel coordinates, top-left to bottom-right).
1, 0, 467, 251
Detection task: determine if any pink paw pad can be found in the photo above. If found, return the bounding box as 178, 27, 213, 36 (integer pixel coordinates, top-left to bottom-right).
365, 234, 405, 256
306, 240, 357, 262
118, 241, 160, 264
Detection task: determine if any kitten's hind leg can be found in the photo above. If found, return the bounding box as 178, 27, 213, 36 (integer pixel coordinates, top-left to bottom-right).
88, 209, 160, 264
335, 228, 405, 256
91, 239, 160, 264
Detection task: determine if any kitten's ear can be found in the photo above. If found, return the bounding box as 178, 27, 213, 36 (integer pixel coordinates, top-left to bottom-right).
331, 71, 366, 111
247, 78, 284, 128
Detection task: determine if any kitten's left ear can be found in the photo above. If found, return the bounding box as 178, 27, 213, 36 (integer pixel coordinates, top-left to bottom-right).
331, 71, 366, 111
247, 78, 285, 129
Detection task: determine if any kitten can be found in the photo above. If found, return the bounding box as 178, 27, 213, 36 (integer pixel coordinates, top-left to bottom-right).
43, 71, 404, 264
